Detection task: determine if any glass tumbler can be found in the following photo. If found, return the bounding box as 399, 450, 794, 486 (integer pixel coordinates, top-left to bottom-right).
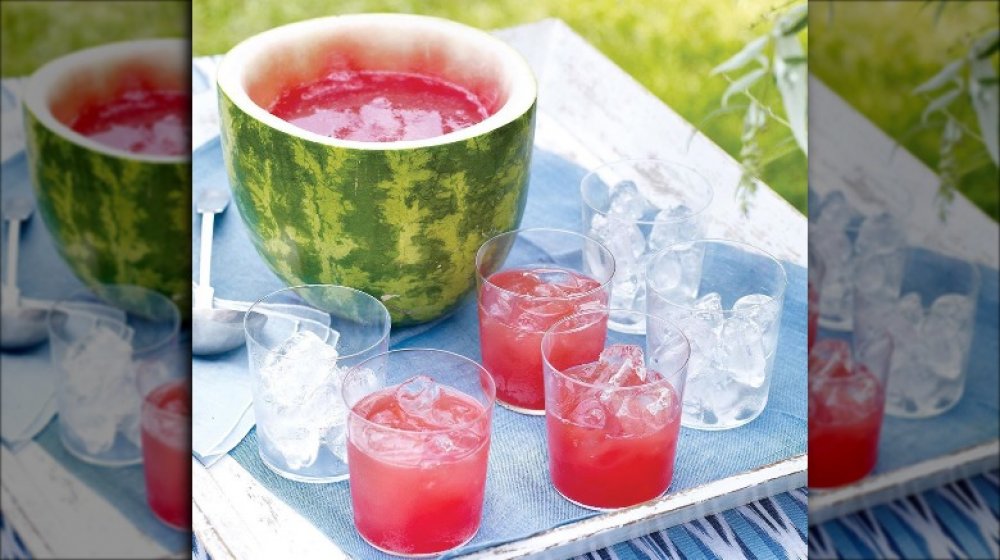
139, 356, 191, 529
244, 285, 391, 482
580, 159, 713, 334
48, 284, 180, 466
542, 308, 689, 510
476, 228, 614, 414
646, 239, 787, 430
808, 332, 892, 488
342, 349, 496, 557
855, 248, 980, 418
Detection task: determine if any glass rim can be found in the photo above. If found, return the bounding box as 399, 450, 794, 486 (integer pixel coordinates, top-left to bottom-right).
343, 348, 497, 437
475, 227, 616, 302
579, 158, 715, 225
541, 307, 691, 391
645, 238, 788, 312
47, 284, 181, 355
243, 284, 392, 360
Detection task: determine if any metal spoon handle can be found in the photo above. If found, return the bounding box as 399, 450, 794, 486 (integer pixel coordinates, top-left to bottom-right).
199, 211, 215, 289
4, 217, 20, 288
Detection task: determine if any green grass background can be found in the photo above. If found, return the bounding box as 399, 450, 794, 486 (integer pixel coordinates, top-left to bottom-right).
811, 1, 999, 220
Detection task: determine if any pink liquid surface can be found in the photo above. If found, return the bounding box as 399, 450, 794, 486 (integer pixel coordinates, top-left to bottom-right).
546, 345, 682, 509
808, 340, 885, 488
71, 89, 189, 156
140, 379, 191, 529
478, 267, 607, 412
347, 376, 491, 555
269, 70, 490, 142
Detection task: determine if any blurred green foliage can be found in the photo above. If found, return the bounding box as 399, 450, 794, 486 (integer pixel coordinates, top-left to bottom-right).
0, 1, 188, 76
811, 1, 999, 221
191, 0, 807, 213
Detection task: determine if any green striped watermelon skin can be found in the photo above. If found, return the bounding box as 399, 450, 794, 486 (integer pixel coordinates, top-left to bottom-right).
219, 90, 536, 326
23, 108, 191, 313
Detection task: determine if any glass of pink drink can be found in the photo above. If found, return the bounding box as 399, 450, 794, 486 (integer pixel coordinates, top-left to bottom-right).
542, 309, 690, 510
343, 349, 496, 557
139, 372, 191, 529
476, 228, 615, 414
808, 333, 892, 488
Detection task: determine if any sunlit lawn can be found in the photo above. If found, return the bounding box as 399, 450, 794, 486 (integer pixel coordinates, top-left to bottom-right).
811, 1, 999, 220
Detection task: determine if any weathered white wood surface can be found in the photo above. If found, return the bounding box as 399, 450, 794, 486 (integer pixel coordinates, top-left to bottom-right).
190, 18, 807, 560
0, 443, 177, 558
809, 76, 999, 268
807, 75, 999, 523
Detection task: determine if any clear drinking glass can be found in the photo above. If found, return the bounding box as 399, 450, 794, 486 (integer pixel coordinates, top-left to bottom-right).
476, 228, 614, 414
580, 159, 713, 334
808, 331, 892, 488
244, 285, 391, 482
542, 308, 689, 510
48, 284, 181, 466
810, 185, 910, 331
342, 349, 496, 557
646, 239, 787, 430
809, 236, 826, 350
855, 248, 980, 418
139, 355, 191, 529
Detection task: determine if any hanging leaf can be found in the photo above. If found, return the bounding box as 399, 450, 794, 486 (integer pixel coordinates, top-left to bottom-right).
974, 29, 999, 59
722, 68, 767, 107
774, 34, 808, 154
921, 87, 962, 123
912, 58, 965, 94
969, 51, 999, 165
712, 35, 770, 75
776, 4, 808, 36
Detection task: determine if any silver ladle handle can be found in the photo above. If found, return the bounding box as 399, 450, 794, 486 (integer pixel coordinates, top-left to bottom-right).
195, 211, 216, 308
4, 217, 21, 290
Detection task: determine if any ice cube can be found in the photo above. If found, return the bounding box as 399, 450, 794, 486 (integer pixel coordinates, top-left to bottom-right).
594, 344, 647, 386
567, 398, 608, 429
929, 293, 974, 330
855, 212, 906, 257
607, 180, 648, 220
647, 212, 695, 252
683, 366, 740, 423
260, 422, 321, 470
649, 326, 690, 375
816, 191, 860, 231
920, 327, 966, 380
647, 252, 683, 293
396, 375, 442, 417
898, 292, 924, 324
534, 268, 582, 293
732, 293, 779, 334
808, 339, 853, 381
612, 385, 679, 434
261, 330, 341, 405
717, 317, 768, 388
692, 292, 724, 332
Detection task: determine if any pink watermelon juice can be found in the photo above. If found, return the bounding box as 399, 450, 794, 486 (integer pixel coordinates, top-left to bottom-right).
269, 70, 492, 142
71, 89, 189, 156
140, 379, 191, 529
478, 267, 608, 412
808, 340, 885, 488
545, 344, 682, 509
347, 376, 491, 555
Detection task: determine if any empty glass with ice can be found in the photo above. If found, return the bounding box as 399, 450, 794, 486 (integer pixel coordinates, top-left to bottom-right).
854, 248, 980, 418
646, 240, 787, 430
542, 308, 689, 509
244, 285, 391, 482
476, 228, 614, 413
48, 284, 181, 465
342, 349, 495, 556
580, 159, 713, 334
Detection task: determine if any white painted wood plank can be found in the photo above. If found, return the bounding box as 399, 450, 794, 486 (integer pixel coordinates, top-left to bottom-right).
0, 442, 172, 558
193, 456, 348, 560
809, 75, 999, 268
